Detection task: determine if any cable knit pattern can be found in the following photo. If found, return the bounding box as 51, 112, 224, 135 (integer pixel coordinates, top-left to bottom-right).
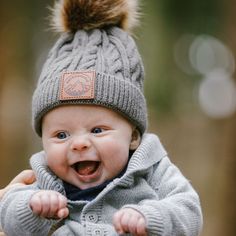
32, 26, 147, 136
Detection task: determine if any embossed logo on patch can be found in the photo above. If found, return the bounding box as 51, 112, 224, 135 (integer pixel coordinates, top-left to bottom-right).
60, 71, 95, 100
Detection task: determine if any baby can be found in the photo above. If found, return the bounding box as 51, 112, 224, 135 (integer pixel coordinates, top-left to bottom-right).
0, 0, 203, 235
31, 104, 145, 235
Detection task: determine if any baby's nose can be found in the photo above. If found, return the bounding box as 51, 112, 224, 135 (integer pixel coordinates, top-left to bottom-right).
70, 135, 91, 151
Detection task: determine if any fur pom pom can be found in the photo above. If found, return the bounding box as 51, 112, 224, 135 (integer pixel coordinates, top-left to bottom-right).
50, 0, 139, 33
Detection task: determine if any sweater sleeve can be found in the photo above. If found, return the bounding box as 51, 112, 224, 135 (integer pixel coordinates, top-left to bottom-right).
0, 184, 58, 236
122, 156, 203, 236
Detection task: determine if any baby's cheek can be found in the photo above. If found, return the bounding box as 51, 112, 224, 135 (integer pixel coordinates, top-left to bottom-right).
47, 158, 64, 177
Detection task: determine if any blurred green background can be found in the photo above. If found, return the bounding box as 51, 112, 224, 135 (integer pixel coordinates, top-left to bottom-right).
0, 1, 236, 235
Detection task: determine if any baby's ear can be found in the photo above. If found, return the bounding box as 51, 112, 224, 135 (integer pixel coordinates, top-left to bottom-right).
130, 129, 141, 150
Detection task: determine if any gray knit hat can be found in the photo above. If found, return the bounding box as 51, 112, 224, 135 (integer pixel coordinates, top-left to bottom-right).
32, 0, 147, 136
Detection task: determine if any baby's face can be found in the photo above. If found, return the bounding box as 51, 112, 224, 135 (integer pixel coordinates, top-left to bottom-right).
42, 105, 139, 189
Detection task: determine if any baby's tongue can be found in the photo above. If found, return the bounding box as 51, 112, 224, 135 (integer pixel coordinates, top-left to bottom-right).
76, 161, 99, 175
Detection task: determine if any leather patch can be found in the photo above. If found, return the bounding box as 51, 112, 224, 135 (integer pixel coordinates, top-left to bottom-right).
60, 71, 95, 100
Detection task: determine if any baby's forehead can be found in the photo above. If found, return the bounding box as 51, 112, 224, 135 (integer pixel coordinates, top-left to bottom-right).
44, 104, 120, 117
42, 104, 134, 127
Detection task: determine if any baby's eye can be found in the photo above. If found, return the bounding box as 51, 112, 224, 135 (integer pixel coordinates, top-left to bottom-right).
56, 131, 69, 139
91, 127, 103, 134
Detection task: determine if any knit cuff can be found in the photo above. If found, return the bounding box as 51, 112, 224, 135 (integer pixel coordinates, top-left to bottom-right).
16, 191, 58, 234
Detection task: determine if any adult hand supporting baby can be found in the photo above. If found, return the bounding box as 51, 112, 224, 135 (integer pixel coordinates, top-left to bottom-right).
0, 170, 36, 200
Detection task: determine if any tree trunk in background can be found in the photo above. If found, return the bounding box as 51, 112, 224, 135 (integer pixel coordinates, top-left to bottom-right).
218, 1, 236, 235
0, 3, 9, 187
222, 119, 236, 235
0, 0, 51, 187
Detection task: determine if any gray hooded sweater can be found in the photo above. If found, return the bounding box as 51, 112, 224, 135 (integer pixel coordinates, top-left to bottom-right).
0, 134, 203, 236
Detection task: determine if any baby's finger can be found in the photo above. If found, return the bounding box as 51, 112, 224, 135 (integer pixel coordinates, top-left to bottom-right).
30, 194, 43, 215
55, 194, 68, 219
119, 211, 132, 233
47, 193, 60, 218
39, 194, 50, 217
58, 194, 67, 209
136, 217, 147, 236
125, 214, 139, 235
57, 207, 69, 219
113, 210, 125, 234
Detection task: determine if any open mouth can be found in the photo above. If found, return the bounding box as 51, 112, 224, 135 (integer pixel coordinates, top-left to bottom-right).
72, 161, 100, 176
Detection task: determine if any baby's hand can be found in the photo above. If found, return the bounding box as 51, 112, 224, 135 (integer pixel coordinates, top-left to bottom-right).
113, 208, 147, 236
30, 190, 69, 219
